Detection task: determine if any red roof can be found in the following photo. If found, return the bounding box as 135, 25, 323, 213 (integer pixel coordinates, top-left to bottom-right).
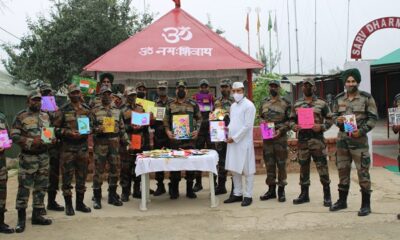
84, 7, 263, 72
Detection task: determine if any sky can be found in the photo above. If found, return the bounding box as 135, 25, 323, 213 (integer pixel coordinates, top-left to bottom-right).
0, 0, 399, 75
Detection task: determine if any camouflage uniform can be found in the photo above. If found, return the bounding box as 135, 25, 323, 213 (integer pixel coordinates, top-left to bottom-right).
392, 93, 400, 171
330, 68, 377, 216
290, 79, 333, 206
164, 80, 202, 199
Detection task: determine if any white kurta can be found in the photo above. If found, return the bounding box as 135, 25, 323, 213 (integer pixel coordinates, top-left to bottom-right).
225, 97, 256, 175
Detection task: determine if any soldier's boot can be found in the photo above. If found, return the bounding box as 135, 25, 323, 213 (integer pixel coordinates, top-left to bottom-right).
323, 184, 332, 207
278, 186, 286, 202
108, 186, 123, 206
38, 208, 47, 215
329, 189, 348, 211
260, 185, 276, 201
293, 185, 310, 205
132, 182, 141, 199
15, 209, 26, 233
47, 191, 64, 212
76, 192, 91, 213
215, 177, 227, 195
358, 191, 371, 217
186, 180, 197, 199
0, 209, 14, 234
169, 181, 180, 200
153, 182, 166, 196
93, 189, 102, 210
64, 196, 75, 216
121, 187, 131, 202
193, 175, 203, 192
31, 208, 52, 225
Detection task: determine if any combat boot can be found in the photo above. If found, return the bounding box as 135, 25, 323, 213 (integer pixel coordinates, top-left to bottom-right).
0, 208, 14, 234
193, 175, 203, 192
277, 186, 286, 202
75, 192, 91, 213
186, 180, 197, 199
153, 182, 166, 196
64, 195, 75, 216
323, 184, 332, 207
93, 189, 102, 210
121, 187, 131, 202
169, 181, 180, 199
293, 185, 310, 204
108, 186, 123, 206
15, 209, 26, 233
132, 181, 141, 199
215, 177, 227, 195
358, 190, 371, 217
31, 208, 52, 225
260, 185, 276, 201
47, 191, 64, 211
330, 189, 348, 211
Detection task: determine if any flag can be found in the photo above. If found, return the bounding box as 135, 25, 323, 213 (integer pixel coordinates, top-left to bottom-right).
268, 12, 273, 31
257, 13, 261, 34
80, 80, 90, 89
273, 14, 278, 33
245, 13, 249, 32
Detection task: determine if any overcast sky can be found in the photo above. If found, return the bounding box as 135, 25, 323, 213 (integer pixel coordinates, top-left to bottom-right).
1, 0, 399, 74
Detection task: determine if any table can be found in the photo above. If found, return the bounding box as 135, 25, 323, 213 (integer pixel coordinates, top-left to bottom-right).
135, 150, 219, 211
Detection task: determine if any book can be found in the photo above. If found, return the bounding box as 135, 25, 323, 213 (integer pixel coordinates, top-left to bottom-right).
131, 112, 150, 126
388, 107, 400, 126
131, 134, 142, 150
103, 117, 115, 133
41, 96, 58, 112
297, 108, 314, 129
41, 127, 55, 143
344, 114, 357, 133
172, 114, 192, 140
136, 98, 156, 113
77, 117, 90, 135
155, 107, 166, 121
72, 75, 97, 96
0, 129, 12, 149
260, 122, 275, 140
210, 121, 226, 142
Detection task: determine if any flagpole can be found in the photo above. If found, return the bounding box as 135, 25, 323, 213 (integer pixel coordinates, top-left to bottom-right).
287, 0, 292, 74
268, 11, 272, 73
274, 11, 281, 74
314, 0, 317, 74
294, 0, 300, 74
246, 7, 251, 55
256, 7, 261, 59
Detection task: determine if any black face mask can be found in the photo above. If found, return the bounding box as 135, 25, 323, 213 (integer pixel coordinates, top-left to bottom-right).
221, 90, 230, 97
29, 105, 41, 112
304, 89, 313, 97
346, 86, 358, 93
137, 92, 145, 98
158, 90, 167, 97
70, 95, 81, 103
127, 96, 136, 105
177, 89, 186, 99
269, 90, 278, 97
102, 97, 112, 105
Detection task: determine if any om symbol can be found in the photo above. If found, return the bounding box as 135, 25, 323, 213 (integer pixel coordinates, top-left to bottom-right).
161, 27, 193, 44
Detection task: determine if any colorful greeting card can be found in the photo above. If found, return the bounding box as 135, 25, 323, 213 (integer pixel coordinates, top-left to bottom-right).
210, 121, 226, 142
209, 108, 226, 121
131, 134, 142, 150
155, 107, 166, 121
131, 112, 150, 126
0, 129, 12, 149
41, 96, 58, 112
195, 93, 213, 112
344, 114, 357, 133
103, 117, 115, 133
388, 107, 400, 126
72, 75, 97, 96
260, 122, 275, 140
77, 117, 90, 135
41, 127, 55, 143
297, 108, 314, 129
136, 98, 156, 113
172, 114, 192, 140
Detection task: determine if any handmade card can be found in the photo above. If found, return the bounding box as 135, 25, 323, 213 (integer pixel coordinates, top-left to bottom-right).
195, 93, 213, 112
297, 108, 314, 129
172, 114, 192, 140
136, 98, 156, 113
388, 107, 400, 126
260, 122, 276, 140
131, 134, 142, 150
131, 112, 150, 126
210, 121, 226, 142
41, 96, 58, 112
103, 117, 115, 133
77, 117, 90, 135
0, 129, 12, 149
155, 107, 166, 121
41, 127, 55, 143
344, 114, 357, 133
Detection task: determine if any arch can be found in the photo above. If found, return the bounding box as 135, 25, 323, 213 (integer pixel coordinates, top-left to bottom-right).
350, 17, 400, 59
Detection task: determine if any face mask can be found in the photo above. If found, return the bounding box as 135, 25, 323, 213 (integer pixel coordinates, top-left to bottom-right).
158, 90, 167, 97
29, 104, 41, 112
233, 93, 244, 102
127, 96, 136, 104
346, 86, 358, 93
177, 89, 186, 99
137, 92, 145, 98
102, 97, 112, 105
221, 90, 230, 97
269, 90, 278, 97
304, 89, 313, 97
70, 95, 81, 103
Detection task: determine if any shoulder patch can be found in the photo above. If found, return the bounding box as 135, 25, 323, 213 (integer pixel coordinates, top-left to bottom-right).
335, 92, 345, 99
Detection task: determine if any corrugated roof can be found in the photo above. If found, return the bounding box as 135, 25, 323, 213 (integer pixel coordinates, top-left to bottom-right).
371, 48, 400, 66
0, 70, 32, 96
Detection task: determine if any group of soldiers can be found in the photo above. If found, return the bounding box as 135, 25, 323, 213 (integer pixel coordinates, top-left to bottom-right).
0, 68, 399, 234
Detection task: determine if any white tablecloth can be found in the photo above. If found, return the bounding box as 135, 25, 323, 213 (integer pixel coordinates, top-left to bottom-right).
135, 150, 219, 176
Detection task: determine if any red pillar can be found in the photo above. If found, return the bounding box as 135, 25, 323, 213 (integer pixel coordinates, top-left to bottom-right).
247, 69, 253, 101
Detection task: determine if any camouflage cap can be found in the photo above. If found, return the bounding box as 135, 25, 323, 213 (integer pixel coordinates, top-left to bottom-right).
199, 79, 209, 86
176, 80, 187, 88
125, 87, 137, 96
100, 86, 112, 94
28, 90, 42, 99
136, 81, 146, 89
39, 83, 52, 92
268, 80, 281, 87
303, 78, 315, 86
220, 79, 232, 87
157, 80, 168, 88
68, 84, 81, 93
113, 92, 124, 99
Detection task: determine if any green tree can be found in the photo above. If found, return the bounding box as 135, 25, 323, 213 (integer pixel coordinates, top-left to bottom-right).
2, 0, 153, 89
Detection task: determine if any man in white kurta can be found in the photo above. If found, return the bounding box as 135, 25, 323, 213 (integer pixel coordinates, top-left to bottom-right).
224, 82, 256, 207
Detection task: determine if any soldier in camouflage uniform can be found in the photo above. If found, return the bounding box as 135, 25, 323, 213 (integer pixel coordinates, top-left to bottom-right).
54, 84, 92, 216
0, 111, 14, 234
214, 79, 235, 195
91, 86, 128, 209
391, 93, 400, 220
119, 87, 151, 201
259, 80, 291, 203
152, 81, 173, 196
11, 90, 53, 233
39, 83, 64, 213
290, 78, 333, 206
164, 80, 202, 199
330, 68, 378, 217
